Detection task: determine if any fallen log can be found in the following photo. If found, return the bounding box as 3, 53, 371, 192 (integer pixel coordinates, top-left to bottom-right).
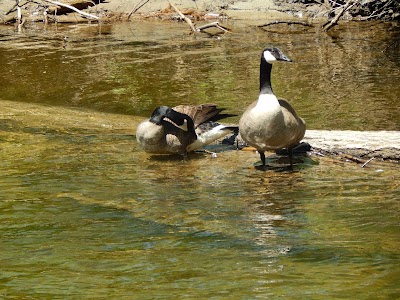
42, 0, 99, 20
257, 20, 313, 28
229, 130, 400, 164
303, 130, 400, 161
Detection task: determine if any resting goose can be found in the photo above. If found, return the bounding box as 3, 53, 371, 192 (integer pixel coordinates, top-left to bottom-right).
136, 104, 237, 155
239, 47, 306, 168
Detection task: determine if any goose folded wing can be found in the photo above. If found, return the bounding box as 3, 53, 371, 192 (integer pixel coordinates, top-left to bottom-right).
173, 104, 236, 128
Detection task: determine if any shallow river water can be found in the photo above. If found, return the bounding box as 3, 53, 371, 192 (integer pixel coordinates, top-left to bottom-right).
0, 20, 399, 299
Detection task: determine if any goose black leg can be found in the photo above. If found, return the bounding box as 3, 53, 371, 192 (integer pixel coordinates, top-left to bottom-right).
260, 151, 266, 166
288, 147, 294, 170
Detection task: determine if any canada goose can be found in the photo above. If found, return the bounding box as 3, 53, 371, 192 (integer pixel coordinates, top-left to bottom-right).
136, 104, 237, 155
239, 47, 306, 168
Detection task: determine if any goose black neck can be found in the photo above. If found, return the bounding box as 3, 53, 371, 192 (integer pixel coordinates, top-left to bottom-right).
167, 109, 196, 135
259, 57, 273, 95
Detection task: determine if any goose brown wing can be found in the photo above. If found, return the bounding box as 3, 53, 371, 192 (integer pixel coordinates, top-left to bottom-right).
173, 104, 235, 128
278, 98, 306, 143
172, 104, 221, 127
278, 98, 300, 118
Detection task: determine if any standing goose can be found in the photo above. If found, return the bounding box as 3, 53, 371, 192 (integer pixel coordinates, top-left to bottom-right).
136, 103, 237, 155
239, 47, 306, 168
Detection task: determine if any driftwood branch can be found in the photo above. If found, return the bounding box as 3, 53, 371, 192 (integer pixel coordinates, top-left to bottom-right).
359, 0, 396, 20
361, 157, 375, 168
257, 21, 313, 28
168, 0, 230, 34
42, 0, 99, 20
17, 0, 22, 23
196, 22, 231, 33
168, 0, 196, 32
323, 0, 358, 31
127, 0, 150, 20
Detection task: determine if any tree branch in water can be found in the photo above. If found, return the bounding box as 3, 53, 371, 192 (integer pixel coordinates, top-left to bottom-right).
168, 0, 230, 34
168, 0, 196, 32
257, 21, 313, 28
322, 0, 358, 31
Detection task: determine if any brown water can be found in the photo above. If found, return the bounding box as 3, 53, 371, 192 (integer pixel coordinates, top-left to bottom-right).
0, 20, 399, 299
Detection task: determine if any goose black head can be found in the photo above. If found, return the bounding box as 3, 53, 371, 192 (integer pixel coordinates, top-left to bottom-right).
262, 47, 292, 63
149, 106, 172, 125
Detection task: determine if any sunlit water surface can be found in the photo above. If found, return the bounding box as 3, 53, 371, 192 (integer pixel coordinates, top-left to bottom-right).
0, 20, 399, 299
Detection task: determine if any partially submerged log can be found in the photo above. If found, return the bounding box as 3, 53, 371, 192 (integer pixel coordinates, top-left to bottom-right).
303, 130, 400, 162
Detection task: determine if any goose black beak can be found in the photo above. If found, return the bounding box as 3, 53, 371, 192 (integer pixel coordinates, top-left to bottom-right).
281, 54, 292, 62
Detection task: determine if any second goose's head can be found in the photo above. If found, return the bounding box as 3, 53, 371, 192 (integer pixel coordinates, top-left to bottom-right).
149, 106, 172, 125
262, 47, 292, 64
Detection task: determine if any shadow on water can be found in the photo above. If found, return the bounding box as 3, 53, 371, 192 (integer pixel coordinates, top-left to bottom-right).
57, 193, 282, 255
147, 152, 211, 162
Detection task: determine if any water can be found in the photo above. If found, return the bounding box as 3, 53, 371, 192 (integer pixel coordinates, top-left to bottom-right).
0, 20, 399, 299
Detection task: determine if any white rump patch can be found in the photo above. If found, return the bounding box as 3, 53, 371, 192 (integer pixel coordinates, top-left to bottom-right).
186, 124, 231, 152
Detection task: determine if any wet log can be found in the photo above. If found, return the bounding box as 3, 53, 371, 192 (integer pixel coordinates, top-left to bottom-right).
303, 130, 400, 161
42, 0, 99, 20
257, 20, 313, 28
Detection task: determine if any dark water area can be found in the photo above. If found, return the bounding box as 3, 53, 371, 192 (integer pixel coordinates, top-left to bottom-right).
0, 20, 399, 299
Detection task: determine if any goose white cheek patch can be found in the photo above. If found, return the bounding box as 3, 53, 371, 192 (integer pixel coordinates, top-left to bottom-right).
263, 51, 277, 62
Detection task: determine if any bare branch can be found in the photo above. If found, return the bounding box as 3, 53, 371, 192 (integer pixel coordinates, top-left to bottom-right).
257, 20, 313, 28
127, 0, 150, 20
361, 157, 375, 168
323, 0, 358, 32
42, 0, 99, 20
168, 0, 196, 32
196, 22, 231, 33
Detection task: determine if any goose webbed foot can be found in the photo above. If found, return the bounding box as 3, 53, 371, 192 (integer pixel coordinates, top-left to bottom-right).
255, 150, 297, 171
254, 151, 268, 170
194, 149, 218, 158
275, 142, 311, 155
255, 164, 269, 171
